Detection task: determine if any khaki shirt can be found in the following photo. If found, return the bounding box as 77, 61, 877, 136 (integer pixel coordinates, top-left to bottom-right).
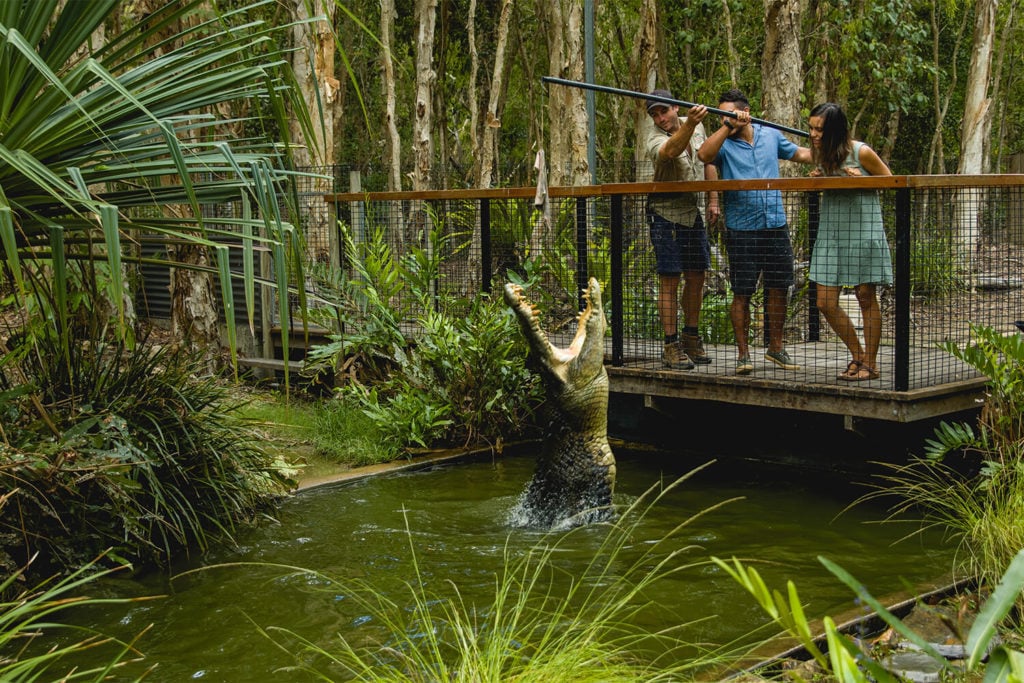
645, 120, 706, 225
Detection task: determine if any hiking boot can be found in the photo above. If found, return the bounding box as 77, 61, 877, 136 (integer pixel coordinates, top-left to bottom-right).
765, 349, 800, 370
735, 354, 753, 375
681, 332, 712, 364
663, 341, 695, 370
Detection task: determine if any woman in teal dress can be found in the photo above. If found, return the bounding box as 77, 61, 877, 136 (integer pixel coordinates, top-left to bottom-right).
808, 103, 893, 381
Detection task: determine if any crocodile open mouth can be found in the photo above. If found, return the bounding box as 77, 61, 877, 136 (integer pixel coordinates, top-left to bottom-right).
503, 279, 599, 363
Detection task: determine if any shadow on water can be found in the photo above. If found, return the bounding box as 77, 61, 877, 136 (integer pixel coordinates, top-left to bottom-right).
57, 447, 955, 681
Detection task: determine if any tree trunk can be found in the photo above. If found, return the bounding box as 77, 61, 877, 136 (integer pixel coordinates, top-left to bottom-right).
169, 242, 220, 362
467, 0, 480, 184
564, 0, 590, 186
477, 0, 514, 189
806, 0, 831, 105
541, 0, 590, 186
959, 0, 997, 176
412, 0, 437, 192
632, 0, 659, 182
956, 0, 997, 265
761, 0, 803, 167
381, 0, 402, 192
541, 0, 567, 186
721, 0, 740, 87
989, 0, 1018, 172
290, 0, 338, 264
118, 0, 217, 360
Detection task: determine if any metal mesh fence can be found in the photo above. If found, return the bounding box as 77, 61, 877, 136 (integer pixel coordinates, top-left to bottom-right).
315, 176, 1024, 394
132, 171, 1021, 395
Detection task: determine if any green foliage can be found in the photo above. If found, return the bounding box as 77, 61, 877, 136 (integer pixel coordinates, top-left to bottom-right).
306, 218, 541, 457
340, 291, 541, 452
0, 332, 293, 581
0, 554, 152, 681
312, 397, 398, 465
910, 232, 965, 298
938, 327, 1024, 452
207, 466, 740, 681
857, 325, 1024, 594
0, 0, 312, 361
700, 293, 735, 345
539, 201, 585, 300
717, 550, 1024, 682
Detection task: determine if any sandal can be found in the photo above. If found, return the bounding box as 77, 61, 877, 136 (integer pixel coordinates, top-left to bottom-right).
838, 360, 862, 379
840, 363, 880, 381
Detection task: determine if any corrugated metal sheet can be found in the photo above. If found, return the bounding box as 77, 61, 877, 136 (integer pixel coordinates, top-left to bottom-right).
136, 235, 264, 327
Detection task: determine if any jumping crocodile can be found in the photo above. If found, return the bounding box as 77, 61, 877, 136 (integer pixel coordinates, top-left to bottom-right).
503, 277, 617, 528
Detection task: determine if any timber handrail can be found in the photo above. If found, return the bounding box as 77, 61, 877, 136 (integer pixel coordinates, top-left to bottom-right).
324, 174, 1024, 203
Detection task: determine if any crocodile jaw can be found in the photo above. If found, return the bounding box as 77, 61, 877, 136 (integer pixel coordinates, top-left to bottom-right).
503, 278, 605, 385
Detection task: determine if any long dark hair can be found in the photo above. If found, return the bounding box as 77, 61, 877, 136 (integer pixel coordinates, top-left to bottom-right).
810, 102, 852, 175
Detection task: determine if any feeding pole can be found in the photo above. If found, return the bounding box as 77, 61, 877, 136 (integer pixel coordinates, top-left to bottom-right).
542, 76, 809, 138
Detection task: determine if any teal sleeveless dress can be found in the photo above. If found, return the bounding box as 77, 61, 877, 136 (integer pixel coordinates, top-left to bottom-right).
809, 141, 893, 287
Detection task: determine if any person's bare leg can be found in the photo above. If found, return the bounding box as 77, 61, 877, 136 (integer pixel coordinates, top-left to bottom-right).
765, 288, 789, 354
681, 270, 705, 329
731, 293, 750, 358
817, 284, 864, 369
856, 284, 882, 371
658, 274, 680, 337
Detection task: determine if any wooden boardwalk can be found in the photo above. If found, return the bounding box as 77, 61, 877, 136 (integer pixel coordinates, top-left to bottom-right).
604, 339, 983, 423
241, 327, 986, 424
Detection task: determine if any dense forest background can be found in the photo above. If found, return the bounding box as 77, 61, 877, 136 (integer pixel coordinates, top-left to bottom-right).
255, 0, 1023, 190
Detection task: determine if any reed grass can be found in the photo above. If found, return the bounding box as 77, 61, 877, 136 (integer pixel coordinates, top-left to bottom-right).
188, 463, 749, 681
0, 550, 154, 682
854, 325, 1024, 594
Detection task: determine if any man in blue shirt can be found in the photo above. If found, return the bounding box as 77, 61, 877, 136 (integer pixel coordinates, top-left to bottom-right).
698, 89, 811, 375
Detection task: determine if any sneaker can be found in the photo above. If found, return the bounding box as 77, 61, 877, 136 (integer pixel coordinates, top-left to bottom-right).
765, 349, 800, 370
663, 341, 695, 370
735, 354, 753, 375
681, 332, 712, 364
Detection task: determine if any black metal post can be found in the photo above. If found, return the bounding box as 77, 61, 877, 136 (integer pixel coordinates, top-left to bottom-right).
807, 192, 821, 342
576, 197, 589, 310
480, 198, 492, 295
894, 188, 911, 391
610, 195, 624, 366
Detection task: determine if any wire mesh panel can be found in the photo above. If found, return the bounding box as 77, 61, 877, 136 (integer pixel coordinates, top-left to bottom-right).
903, 183, 1024, 388
260, 173, 1024, 397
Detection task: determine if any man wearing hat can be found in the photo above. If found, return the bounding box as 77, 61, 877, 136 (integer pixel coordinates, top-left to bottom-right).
644, 88, 715, 370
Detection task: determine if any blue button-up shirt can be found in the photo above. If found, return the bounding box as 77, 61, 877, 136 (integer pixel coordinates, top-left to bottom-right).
711, 124, 798, 231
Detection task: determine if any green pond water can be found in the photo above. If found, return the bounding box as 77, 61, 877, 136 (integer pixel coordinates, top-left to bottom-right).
56, 449, 954, 681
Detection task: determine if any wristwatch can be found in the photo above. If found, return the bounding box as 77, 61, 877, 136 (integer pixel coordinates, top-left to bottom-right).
723, 119, 735, 130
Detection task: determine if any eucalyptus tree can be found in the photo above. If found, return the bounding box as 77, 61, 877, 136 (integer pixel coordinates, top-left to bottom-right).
0, 0, 313, 369
290, 0, 340, 263
762, 0, 803, 148
959, 0, 998, 176
413, 0, 438, 191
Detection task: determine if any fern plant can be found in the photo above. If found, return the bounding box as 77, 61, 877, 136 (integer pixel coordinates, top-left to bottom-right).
306, 216, 541, 458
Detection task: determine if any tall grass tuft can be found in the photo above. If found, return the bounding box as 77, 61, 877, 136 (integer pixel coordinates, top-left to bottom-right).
312, 398, 397, 465
0, 544, 155, 682
0, 329, 294, 581
857, 455, 1024, 597
855, 325, 1024, 594
717, 550, 1024, 682
194, 464, 745, 681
